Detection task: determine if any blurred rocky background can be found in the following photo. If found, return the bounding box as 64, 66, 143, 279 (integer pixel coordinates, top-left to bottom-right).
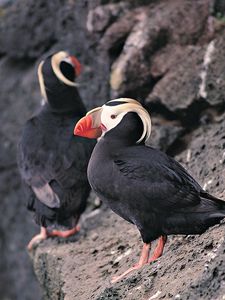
0, 0, 225, 299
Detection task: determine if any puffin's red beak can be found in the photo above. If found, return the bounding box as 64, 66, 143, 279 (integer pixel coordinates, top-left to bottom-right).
70, 55, 82, 77
74, 115, 102, 139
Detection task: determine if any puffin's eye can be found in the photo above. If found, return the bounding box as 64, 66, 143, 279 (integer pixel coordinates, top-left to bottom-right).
110, 114, 117, 119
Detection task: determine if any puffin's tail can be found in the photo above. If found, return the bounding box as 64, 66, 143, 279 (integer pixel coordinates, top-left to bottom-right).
164, 192, 225, 236
198, 191, 225, 228
200, 191, 225, 210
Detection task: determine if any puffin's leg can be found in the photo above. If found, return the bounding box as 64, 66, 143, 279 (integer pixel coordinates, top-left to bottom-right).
48, 216, 80, 238
48, 225, 80, 238
27, 226, 48, 250
148, 235, 167, 263
111, 243, 151, 283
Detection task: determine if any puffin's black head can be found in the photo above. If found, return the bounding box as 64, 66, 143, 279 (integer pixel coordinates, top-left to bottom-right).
74, 98, 152, 145
38, 51, 85, 114
105, 111, 145, 144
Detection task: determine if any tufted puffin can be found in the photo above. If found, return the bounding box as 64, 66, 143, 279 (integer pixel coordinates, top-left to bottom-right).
18, 51, 95, 250
74, 98, 225, 282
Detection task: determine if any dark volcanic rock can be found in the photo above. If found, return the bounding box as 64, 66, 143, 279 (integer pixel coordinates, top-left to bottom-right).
86, 2, 130, 33
108, 0, 211, 99
147, 46, 204, 114
0, 57, 41, 299
146, 30, 225, 122
148, 117, 184, 153
0, 0, 59, 59
182, 237, 225, 300
205, 32, 225, 107
176, 113, 225, 201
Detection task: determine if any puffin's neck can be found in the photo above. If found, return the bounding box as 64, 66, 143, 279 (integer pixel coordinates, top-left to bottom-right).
46, 86, 86, 116
96, 135, 135, 157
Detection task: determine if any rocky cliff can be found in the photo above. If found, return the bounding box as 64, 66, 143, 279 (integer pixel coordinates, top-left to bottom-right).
0, 0, 225, 299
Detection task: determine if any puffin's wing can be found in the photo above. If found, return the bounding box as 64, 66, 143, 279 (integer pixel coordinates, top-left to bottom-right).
48, 137, 94, 189
114, 147, 203, 212
18, 143, 60, 209
18, 119, 93, 209
31, 183, 60, 208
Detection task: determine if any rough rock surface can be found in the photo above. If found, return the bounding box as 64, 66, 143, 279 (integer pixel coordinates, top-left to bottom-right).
31, 211, 225, 300
108, 0, 213, 99
0, 58, 41, 299
1, 0, 225, 299
147, 35, 225, 120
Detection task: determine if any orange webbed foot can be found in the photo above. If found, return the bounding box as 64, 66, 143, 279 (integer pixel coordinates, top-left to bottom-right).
27, 227, 48, 250
111, 243, 150, 283
48, 225, 80, 238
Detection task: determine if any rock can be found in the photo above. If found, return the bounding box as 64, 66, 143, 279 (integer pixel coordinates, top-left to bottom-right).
146, 30, 225, 121
108, 0, 212, 99
98, 7, 143, 55
204, 32, 225, 106
0, 0, 15, 8
0, 0, 60, 59
147, 117, 184, 153
31, 210, 225, 299
181, 235, 225, 300
176, 114, 225, 200
0, 57, 41, 299
146, 46, 205, 114
86, 2, 129, 33
109, 9, 154, 99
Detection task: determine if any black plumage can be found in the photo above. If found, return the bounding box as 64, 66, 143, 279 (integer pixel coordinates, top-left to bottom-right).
18, 51, 95, 248
74, 98, 225, 282
88, 112, 225, 240
41, 56, 86, 114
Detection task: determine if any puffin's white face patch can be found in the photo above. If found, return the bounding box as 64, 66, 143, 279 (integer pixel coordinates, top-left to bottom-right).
99, 98, 151, 143
101, 105, 127, 135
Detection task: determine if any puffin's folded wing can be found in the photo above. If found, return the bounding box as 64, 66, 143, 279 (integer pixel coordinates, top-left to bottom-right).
18, 132, 93, 208
48, 138, 94, 189
32, 183, 60, 208
114, 150, 202, 213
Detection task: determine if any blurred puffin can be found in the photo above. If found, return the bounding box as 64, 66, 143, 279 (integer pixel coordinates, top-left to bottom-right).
18, 51, 95, 250
74, 98, 225, 282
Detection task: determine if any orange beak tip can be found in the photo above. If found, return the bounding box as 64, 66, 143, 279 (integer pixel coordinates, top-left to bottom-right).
74, 115, 102, 139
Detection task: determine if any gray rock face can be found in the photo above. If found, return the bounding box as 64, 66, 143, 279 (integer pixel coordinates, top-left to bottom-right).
205, 33, 225, 106
147, 36, 225, 117
176, 114, 225, 200
147, 46, 204, 113
0, 0, 59, 59
1, 0, 225, 299
108, 0, 212, 99
0, 58, 41, 299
